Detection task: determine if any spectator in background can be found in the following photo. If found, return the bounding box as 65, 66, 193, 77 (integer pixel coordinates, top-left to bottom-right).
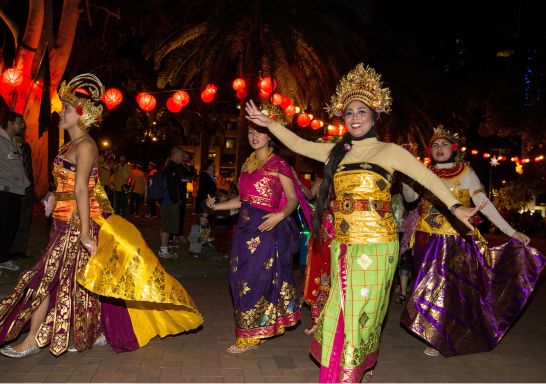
97, 150, 113, 199
111, 154, 131, 216
129, 163, 146, 217
159, 147, 185, 259
10, 125, 34, 259
196, 159, 217, 215
176, 149, 195, 242
145, 161, 158, 218
0, 110, 30, 272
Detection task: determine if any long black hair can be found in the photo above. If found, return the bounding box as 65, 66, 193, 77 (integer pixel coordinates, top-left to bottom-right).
313, 109, 379, 238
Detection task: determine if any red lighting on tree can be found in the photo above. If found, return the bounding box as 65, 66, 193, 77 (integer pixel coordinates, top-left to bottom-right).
166, 97, 183, 112
136, 92, 156, 112
3, 68, 23, 87
296, 114, 311, 128
102, 88, 123, 110
232, 78, 246, 91
270, 93, 283, 106
285, 105, 296, 116
235, 89, 247, 100
259, 76, 276, 93
172, 90, 190, 107
483, 153, 490, 158
470, 149, 478, 155
310, 119, 321, 130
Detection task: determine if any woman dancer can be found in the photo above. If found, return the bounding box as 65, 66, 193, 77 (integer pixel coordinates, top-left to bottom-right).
245, 63, 481, 383
0, 73, 203, 358
400, 126, 545, 357
207, 105, 311, 353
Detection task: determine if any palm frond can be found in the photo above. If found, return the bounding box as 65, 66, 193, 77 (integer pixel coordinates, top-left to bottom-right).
153, 22, 208, 68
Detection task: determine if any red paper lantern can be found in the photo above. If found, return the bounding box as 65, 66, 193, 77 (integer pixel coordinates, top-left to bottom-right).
136, 92, 156, 112
285, 105, 296, 116
280, 96, 291, 108
236, 89, 247, 100
102, 88, 123, 110
166, 97, 183, 112
270, 93, 283, 106
297, 114, 311, 128
3, 68, 23, 87
232, 78, 246, 91
201, 84, 217, 103
172, 90, 190, 107
259, 76, 276, 93
327, 124, 337, 135
259, 89, 270, 99
310, 119, 321, 130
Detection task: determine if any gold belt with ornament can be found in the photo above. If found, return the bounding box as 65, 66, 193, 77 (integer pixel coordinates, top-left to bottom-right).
333, 197, 391, 216
53, 189, 94, 201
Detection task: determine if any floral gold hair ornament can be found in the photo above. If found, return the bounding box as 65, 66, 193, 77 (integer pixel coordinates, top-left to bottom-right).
259, 104, 288, 126
58, 73, 105, 129
325, 63, 392, 117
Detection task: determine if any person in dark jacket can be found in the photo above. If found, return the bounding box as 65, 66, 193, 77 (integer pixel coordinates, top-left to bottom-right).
196, 159, 217, 215
158, 147, 184, 259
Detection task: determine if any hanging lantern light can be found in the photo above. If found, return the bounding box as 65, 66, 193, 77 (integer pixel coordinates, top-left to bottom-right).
297, 114, 311, 128
327, 124, 337, 135
285, 105, 296, 116
270, 93, 283, 106
3, 68, 23, 87
136, 92, 156, 112
259, 76, 277, 93
259, 88, 270, 99
235, 89, 247, 100
232, 78, 246, 91
102, 88, 123, 110
280, 96, 291, 108
310, 119, 321, 130
172, 90, 190, 107
166, 97, 183, 112
201, 84, 217, 103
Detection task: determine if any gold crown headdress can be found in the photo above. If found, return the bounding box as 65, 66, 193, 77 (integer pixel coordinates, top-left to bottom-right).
259, 104, 287, 126
429, 125, 462, 146
58, 73, 105, 129
325, 63, 392, 117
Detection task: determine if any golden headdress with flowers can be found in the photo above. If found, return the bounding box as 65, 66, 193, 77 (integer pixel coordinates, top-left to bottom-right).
259, 104, 287, 126
58, 73, 105, 129
429, 124, 462, 146
325, 63, 392, 117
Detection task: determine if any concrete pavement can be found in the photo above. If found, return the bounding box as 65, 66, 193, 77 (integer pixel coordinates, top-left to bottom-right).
0, 266, 545, 382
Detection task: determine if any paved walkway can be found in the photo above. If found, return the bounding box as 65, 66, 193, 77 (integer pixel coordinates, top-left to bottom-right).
1, 270, 545, 382
0, 217, 545, 382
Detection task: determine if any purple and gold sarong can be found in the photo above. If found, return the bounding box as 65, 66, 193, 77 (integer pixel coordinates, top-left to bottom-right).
230, 202, 301, 343
401, 230, 546, 356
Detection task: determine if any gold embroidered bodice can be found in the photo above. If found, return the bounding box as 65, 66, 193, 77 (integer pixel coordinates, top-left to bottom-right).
51, 156, 102, 222
333, 162, 396, 244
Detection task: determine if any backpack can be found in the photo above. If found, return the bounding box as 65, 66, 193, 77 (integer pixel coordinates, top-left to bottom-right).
147, 171, 165, 202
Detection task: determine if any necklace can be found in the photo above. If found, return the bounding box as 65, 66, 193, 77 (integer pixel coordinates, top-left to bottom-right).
245, 148, 273, 173
58, 135, 87, 156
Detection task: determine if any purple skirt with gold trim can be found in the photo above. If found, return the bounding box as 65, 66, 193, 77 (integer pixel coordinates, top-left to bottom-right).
229, 202, 301, 340
401, 231, 546, 356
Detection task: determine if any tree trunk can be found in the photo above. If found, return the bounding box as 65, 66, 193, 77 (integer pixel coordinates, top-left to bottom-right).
22, 0, 81, 199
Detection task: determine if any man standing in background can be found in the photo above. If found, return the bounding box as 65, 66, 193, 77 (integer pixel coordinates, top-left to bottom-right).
0, 110, 30, 272
9, 125, 34, 259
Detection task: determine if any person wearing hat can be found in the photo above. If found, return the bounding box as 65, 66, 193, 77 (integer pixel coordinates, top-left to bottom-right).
206, 105, 312, 354
400, 125, 544, 358
0, 73, 203, 359
245, 63, 482, 383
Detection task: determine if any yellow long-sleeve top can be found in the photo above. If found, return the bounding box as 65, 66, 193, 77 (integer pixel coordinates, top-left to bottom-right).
268, 123, 460, 244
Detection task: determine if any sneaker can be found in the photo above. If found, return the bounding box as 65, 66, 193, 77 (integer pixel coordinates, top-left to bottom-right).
0, 260, 20, 271
158, 249, 176, 259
